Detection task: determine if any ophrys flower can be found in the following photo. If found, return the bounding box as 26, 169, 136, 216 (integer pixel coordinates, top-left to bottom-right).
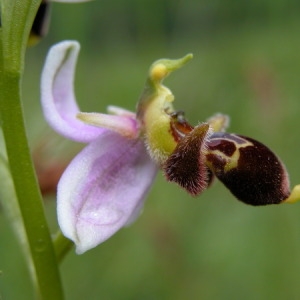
41, 40, 300, 254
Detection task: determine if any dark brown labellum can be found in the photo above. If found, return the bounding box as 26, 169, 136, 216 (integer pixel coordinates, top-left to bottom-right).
206, 133, 290, 205
163, 123, 212, 196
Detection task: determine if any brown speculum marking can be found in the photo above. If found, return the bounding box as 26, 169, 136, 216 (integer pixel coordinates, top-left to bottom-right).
206, 133, 290, 206
207, 137, 237, 157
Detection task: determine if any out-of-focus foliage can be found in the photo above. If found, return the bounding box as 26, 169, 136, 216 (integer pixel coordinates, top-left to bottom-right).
48, 0, 300, 49
1, 0, 300, 299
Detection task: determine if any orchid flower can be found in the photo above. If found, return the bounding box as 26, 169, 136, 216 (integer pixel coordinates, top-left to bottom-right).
41, 40, 300, 254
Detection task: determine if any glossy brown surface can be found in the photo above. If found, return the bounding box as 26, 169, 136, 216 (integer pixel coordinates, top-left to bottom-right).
206, 134, 290, 205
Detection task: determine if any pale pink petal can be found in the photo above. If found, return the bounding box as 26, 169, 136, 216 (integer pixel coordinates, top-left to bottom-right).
57, 131, 158, 254
41, 40, 104, 143
77, 112, 139, 138
107, 105, 136, 118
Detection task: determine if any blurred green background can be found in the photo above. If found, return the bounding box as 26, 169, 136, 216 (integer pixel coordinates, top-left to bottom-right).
1, 0, 300, 299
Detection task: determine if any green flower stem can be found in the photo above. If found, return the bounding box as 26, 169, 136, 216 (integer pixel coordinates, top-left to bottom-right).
0, 1, 65, 299
54, 230, 74, 264
0, 73, 64, 300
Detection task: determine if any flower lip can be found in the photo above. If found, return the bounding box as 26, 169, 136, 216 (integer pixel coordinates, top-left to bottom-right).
164, 123, 213, 196
206, 133, 291, 205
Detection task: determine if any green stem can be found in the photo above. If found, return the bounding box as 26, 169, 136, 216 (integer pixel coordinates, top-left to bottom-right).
54, 230, 74, 264
0, 65, 64, 300
0, 1, 64, 299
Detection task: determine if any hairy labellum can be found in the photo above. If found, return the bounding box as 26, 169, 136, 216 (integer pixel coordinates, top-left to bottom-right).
163, 123, 212, 196
205, 132, 290, 206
